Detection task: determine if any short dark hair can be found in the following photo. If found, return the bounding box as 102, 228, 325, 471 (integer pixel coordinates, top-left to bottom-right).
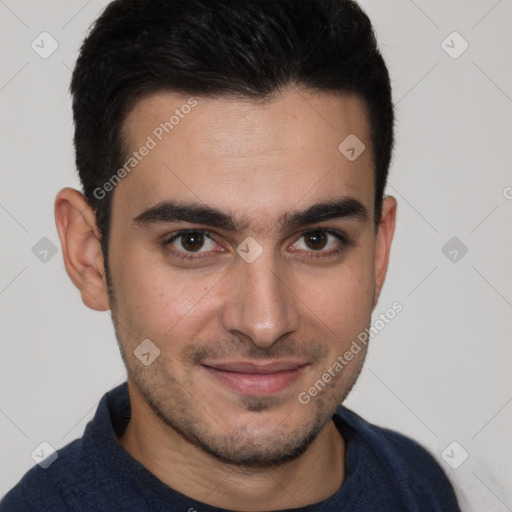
70, 0, 394, 269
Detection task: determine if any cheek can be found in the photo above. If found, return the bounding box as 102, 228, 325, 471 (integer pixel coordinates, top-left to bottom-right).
111, 249, 222, 342
293, 258, 375, 339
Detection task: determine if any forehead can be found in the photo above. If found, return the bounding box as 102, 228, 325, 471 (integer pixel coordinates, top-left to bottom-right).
113, 88, 374, 230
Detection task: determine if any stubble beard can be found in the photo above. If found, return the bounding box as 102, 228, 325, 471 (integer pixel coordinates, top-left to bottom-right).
106, 273, 366, 470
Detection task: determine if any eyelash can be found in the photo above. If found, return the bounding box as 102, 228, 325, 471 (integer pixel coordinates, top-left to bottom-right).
162, 228, 350, 262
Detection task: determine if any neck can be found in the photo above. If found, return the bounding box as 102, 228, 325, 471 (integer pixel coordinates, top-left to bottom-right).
119, 384, 345, 511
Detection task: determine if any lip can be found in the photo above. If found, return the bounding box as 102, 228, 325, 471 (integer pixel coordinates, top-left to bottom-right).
201, 360, 309, 396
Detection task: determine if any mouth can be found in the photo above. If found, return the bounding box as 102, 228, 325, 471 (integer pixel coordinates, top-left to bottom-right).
201, 360, 310, 396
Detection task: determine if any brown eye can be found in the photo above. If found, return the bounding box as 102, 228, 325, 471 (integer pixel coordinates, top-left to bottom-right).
303, 230, 328, 250
180, 232, 205, 252
290, 229, 349, 259
164, 230, 220, 260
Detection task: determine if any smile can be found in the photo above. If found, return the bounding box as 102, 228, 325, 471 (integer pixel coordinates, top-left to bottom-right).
201, 360, 310, 396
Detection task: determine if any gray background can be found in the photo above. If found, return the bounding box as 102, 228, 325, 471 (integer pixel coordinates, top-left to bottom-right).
1, 0, 511, 509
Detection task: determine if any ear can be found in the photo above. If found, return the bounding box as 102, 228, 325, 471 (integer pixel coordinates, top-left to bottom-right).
372, 195, 397, 309
54, 187, 110, 311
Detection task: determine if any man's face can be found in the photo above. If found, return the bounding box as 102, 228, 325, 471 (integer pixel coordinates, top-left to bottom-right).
106, 88, 389, 466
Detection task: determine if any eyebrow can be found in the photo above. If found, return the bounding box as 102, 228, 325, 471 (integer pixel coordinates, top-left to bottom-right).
132, 196, 369, 231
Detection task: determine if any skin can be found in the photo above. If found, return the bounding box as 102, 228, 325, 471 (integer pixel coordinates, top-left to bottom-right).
55, 87, 396, 510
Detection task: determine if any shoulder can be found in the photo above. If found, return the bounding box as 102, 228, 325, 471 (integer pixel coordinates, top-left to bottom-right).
334, 406, 461, 510
0, 439, 82, 512
1, 384, 130, 512
336, 405, 443, 471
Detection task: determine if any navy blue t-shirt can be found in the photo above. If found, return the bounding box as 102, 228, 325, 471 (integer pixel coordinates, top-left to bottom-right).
0, 383, 460, 511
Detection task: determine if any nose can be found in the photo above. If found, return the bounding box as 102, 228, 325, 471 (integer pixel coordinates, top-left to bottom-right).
221, 250, 301, 349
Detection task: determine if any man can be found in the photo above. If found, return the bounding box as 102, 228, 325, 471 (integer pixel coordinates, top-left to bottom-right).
1, 0, 461, 510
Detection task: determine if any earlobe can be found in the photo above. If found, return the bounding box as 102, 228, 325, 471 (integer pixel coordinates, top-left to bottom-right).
54, 187, 110, 311
372, 195, 397, 309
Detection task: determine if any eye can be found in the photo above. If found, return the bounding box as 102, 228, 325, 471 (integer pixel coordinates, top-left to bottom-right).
164, 230, 220, 259
163, 228, 349, 263
290, 229, 348, 257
